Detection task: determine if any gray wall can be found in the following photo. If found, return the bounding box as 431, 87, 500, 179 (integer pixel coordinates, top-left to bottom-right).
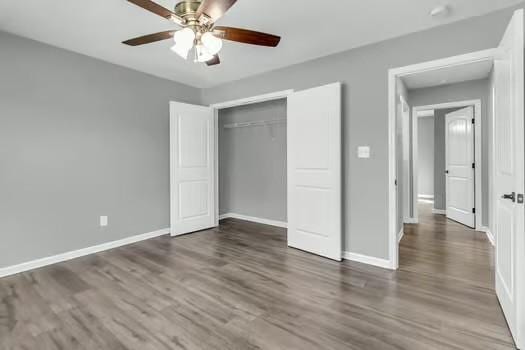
219, 100, 287, 222
418, 117, 435, 197
408, 79, 490, 226
0, 31, 200, 268
201, 6, 519, 259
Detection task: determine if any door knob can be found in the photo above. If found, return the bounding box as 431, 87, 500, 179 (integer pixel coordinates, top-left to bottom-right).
502, 192, 516, 202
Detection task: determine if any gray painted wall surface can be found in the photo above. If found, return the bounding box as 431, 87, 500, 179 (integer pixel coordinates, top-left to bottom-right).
408, 79, 490, 226
202, 7, 518, 259
219, 100, 287, 222
0, 31, 200, 268
418, 117, 435, 197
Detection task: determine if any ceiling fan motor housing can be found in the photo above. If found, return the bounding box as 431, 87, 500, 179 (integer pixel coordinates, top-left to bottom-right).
174, 1, 200, 16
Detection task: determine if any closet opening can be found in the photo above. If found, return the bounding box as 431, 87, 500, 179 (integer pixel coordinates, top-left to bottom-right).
211, 92, 291, 232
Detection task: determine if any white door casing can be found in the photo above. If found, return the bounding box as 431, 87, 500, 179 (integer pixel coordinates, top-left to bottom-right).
445, 106, 475, 228
401, 96, 411, 222
287, 83, 342, 261
170, 101, 215, 236
494, 9, 525, 348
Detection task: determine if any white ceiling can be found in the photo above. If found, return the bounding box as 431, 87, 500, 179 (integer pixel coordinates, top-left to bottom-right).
0, 0, 521, 88
403, 60, 494, 90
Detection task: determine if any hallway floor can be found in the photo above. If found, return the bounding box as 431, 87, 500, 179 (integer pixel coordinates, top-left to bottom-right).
399, 200, 513, 347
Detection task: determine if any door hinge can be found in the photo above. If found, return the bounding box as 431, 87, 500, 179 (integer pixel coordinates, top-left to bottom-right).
472, 163, 475, 169
472, 208, 476, 214
395, 179, 398, 186
472, 118, 475, 124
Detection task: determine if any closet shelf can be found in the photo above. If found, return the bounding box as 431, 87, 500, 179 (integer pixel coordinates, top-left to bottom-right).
223, 119, 286, 129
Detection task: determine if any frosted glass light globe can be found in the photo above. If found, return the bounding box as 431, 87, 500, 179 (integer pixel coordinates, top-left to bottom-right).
201, 32, 223, 55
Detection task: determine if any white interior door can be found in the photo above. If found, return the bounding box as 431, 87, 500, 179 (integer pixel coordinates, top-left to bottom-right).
287, 83, 342, 261
445, 106, 475, 228
170, 101, 215, 236
494, 9, 524, 348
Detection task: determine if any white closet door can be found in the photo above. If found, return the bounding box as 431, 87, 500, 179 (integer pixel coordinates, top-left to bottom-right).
287, 83, 342, 261
494, 9, 525, 348
445, 106, 475, 228
170, 101, 215, 236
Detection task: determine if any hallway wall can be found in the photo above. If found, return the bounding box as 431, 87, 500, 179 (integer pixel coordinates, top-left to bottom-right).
418, 117, 435, 198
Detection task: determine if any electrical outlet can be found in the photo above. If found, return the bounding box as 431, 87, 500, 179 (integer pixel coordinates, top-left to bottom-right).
100, 216, 108, 227
357, 146, 371, 159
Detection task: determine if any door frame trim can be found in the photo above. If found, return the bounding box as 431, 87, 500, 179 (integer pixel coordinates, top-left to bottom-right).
411, 100, 483, 231
209, 89, 294, 226
388, 48, 497, 269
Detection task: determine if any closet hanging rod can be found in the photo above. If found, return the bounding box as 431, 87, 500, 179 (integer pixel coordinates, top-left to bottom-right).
223, 119, 286, 129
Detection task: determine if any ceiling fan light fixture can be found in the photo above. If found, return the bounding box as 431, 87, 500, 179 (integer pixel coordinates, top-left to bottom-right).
201, 32, 223, 55
171, 44, 190, 59
173, 27, 196, 48
195, 44, 215, 63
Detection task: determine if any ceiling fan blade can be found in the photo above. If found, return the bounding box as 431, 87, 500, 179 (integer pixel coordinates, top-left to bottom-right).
206, 55, 221, 66
127, 0, 183, 24
196, 0, 237, 23
123, 30, 175, 46
213, 27, 281, 47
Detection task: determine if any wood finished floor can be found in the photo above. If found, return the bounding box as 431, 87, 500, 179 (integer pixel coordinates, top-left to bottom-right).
0, 202, 515, 349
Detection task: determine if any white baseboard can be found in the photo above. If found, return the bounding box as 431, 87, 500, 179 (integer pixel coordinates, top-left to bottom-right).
219, 213, 288, 228
404, 217, 418, 224
418, 194, 434, 200
432, 208, 446, 215
398, 228, 405, 243
0, 228, 170, 279
343, 251, 393, 270
480, 227, 495, 246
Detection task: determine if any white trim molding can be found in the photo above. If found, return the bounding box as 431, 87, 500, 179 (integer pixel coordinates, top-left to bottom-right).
0, 228, 170, 278
432, 208, 447, 215
418, 194, 434, 200
404, 218, 418, 224
485, 230, 495, 247
210, 89, 293, 109
343, 251, 394, 270
478, 226, 495, 246
398, 228, 405, 243
219, 213, 288, 228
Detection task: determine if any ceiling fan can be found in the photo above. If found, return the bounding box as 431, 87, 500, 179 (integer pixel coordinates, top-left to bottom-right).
122, 0, 281, 66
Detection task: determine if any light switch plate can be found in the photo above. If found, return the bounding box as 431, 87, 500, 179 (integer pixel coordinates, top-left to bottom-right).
100, 216, 108, 227
358, 146, 371, 159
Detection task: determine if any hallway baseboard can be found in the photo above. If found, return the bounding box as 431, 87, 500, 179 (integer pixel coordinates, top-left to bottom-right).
398, 228, 405, 243
432, 208, 446, 215
477, 226, 495, 246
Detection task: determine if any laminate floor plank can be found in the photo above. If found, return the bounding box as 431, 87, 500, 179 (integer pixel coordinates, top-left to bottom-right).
0, 201, 515, 349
